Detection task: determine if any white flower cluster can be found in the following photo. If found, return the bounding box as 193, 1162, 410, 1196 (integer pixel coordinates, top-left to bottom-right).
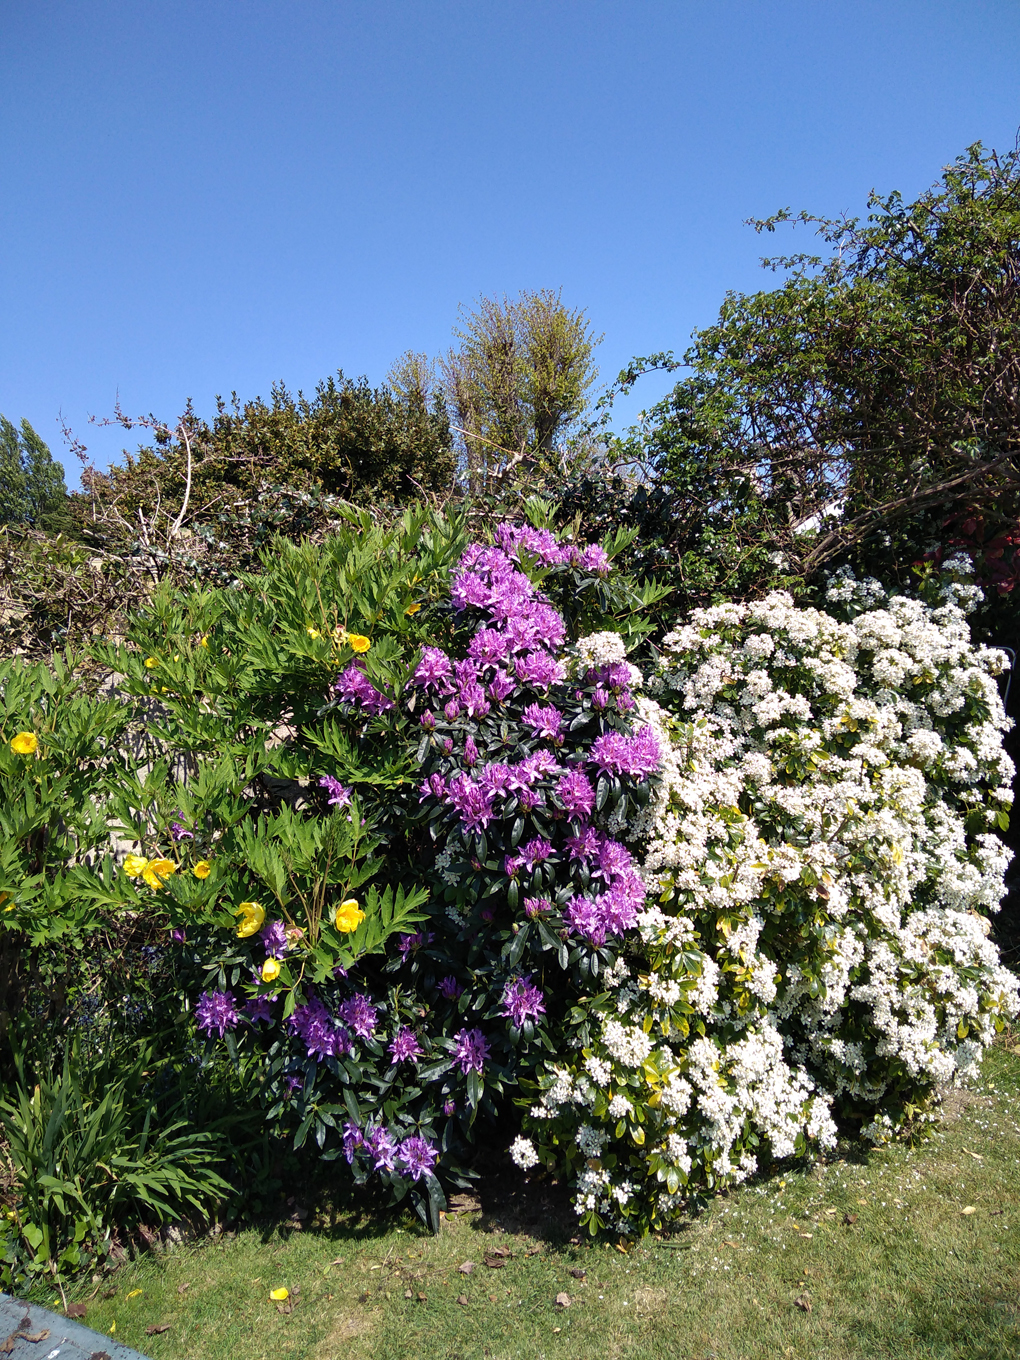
575, 630, 628, 668
523, 588, 1019, 1236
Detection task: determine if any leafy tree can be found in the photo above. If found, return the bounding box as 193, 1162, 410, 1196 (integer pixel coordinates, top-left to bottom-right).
0, 417, 69, 533
71, 372, 455, 546
442, 290, 601, 492
595, 143, 1020, 617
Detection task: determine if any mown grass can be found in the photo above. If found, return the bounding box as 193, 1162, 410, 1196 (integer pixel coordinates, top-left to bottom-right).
43, 1038, 1020, 1360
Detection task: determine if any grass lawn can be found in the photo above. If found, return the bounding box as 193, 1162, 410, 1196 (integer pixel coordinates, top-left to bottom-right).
45, 1038, 1020, 1360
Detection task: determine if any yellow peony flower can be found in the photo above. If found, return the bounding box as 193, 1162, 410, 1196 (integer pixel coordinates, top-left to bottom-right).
347, 634, 371, 653
123, 854, 149, 878
269, 1287, 289, 1301
404, 602, 422, 616
10, 732, 38, 756
144, 656, 158, 669
192, 860, 212, 879
142, 858, 177, 891
235, 901, 265, 937
261, 957, 281, 983
334, 898, 365, 933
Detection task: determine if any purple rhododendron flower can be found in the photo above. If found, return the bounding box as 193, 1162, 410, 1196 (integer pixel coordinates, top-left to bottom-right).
565, 826, 601, 863
338, 993, 379, 1040
319, 775, 352, 807
595, 837, 633, 881
515, 651, 566, 690
245, 995, 274, 1025
488, 669, 516, 703
478, 762, 514, 796
523, 895, 553, 918
419, 710, 437, 731
452, 1027, 490, 1074
343, 1120, 365, 1164
443, 1098, 456, 1117
564, 895, 607, 947
445, 773, 496, 832
170, 927, 186, 942
520, 837, 554, 869
418, 773, 448, 802
438, 975, 463, 1000
468, 628, 511, 665
463, 735, 480, 767
576, 543, 610, 574
333, 663, 395, 715
591, 686, 610, 711
589, 727, 662, 780
458, 680, 490, 719
398, 1134, 438, 1181
261, 919, 289, 958
196, 989, 239, 1037
365, 1124, 400, 1172
288, 996, 353, 1060
443, 698, 461, 722
397, 930, 435, 959
521, 703, 564, 742
413, 646, 454, 693
557, 768, 595, 820
389, 1027, 423, 1064
500, 975, 546, 1026
169, 815, 193, 842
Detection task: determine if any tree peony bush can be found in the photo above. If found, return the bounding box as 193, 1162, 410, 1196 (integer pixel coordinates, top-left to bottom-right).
517, 576, 1020, 1236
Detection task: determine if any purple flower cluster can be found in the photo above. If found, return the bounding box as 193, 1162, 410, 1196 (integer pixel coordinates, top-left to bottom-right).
319, 775, 352, 807
260, 919, 289, 958
493, 523, 610, 575
500, 975, 546, 1026
288, 995, 353, 1059
168, 812, 193, 842
344, 1123, 439, 1181
197, 989, 239, 1037
589, 726, 662, 780
338, 992, 379, 1039
452, 1027, 490, 1074
556, 768, 595, 820
389, 1027, 424, 1064
333, 662, 395, 715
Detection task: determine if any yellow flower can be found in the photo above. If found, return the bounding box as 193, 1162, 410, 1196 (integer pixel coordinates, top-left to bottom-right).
0, 892, 11, 913
306, 626, 322, 639
144, 656, 158, 669
269, 1287, 289, 1301
235, 901, 265, 937
192, 860, 212, 880
347, 634, 371, 653
10, 732, 38, 756
123, 853, 149, 877
199, 635, 210, 648
404, 602, 422, 616
142, 858, 177, 891
334, 899, 365, 933
261, 957, 281, 983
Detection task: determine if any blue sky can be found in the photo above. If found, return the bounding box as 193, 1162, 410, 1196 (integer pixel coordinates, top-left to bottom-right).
2, 0, 1019, 486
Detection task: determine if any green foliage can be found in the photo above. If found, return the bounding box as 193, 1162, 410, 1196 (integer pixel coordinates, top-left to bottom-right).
0, 417, 70, 533
442, 290, 601, 491
561, 143, 1020, 624
73, 373, 455, 547
0, 1040, 232, 1289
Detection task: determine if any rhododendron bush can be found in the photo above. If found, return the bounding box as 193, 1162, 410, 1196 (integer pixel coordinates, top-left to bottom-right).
515, 575, 1020, 1235
6, 503, 1017, 1247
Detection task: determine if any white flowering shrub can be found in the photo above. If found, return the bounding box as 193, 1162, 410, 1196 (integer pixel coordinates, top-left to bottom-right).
517, 583, 1020, 1236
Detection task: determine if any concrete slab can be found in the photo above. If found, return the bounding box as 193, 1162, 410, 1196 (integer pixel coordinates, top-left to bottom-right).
0, 1293, 149, 1360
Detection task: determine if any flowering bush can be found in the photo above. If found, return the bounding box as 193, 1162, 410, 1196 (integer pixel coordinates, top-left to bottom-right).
516, 577, 1020, 1236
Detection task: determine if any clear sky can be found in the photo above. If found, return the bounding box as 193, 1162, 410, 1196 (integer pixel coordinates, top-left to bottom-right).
2, 0, 1019, 485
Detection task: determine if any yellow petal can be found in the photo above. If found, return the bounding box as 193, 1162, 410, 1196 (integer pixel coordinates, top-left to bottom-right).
123, 854, 149, 878
10, 732, 38, 755
192, 860, 212, 879
126, 1289, 143, 1299
270, 1287, 289, 1301
334, 899, 366, 933
262, 957, 281, 982
142, 858, 177, 890
235, 902, 266, 937
144, 656, 158, 669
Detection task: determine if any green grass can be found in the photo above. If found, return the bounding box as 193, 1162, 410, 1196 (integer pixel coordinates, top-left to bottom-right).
42, 1040, 1020, 1360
